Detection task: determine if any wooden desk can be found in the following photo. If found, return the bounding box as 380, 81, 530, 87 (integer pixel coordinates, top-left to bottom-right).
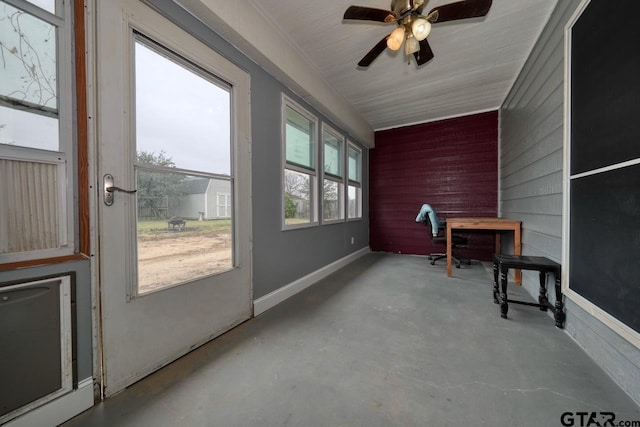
446, 218, 522, 284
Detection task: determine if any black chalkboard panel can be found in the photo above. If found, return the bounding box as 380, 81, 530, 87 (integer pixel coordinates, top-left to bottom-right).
570, 0, 640, 175
570, 164, 640, 333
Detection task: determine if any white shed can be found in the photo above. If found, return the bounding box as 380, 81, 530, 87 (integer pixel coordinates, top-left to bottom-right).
171, 177, 231, 220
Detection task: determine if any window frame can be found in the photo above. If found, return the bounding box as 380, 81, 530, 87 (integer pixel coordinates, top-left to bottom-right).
321, 123, 345, 224
281, 94, 319, 230
0, 0, 75, 264
347, 140, 363, 221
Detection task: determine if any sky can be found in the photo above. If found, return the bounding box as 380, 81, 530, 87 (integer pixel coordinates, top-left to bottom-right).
134, 41, 231, 175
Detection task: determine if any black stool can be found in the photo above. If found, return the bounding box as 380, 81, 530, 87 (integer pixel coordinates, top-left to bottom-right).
492, 254, 565, 328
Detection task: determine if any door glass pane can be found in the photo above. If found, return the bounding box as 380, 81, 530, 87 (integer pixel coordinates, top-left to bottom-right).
134, 37, 233, 295
0, 1, 59, 150
135, 40, 230, 174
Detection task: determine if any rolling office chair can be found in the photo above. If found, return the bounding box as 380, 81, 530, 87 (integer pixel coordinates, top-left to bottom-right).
415, 203, 469, 268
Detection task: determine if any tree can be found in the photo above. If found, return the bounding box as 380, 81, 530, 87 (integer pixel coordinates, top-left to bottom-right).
283, 170, 310, 219
136, 151, 184, 219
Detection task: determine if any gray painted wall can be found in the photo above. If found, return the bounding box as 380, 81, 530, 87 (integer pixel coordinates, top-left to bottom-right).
500, 0, 640, 404
148, 0, 370, 300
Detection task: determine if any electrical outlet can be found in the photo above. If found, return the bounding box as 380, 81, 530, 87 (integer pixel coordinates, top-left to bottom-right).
351, 237, 355, 245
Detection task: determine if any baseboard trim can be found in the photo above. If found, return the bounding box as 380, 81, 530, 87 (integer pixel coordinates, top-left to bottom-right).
253, 247, 370, 316
5, 377, 94, 427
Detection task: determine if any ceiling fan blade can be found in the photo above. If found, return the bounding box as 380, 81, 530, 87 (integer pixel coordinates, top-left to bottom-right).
428, 0, 492, 23
358, 35, 390, 67
344, 6, 396, 23
413, 38, 434, 66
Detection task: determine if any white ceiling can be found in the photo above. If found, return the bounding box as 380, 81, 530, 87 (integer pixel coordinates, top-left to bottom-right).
246, 0, 558, 131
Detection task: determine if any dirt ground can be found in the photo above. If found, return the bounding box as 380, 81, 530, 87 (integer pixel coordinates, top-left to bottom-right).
137, 232, 232, 294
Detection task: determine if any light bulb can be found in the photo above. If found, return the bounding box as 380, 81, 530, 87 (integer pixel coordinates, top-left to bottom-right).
386, 26, 405, 51
412, 18, 431, 41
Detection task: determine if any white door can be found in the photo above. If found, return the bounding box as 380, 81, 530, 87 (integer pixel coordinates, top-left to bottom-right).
95, 0, 252, 396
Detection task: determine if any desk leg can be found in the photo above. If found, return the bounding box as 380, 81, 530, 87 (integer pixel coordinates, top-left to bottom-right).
446, 224, 452, 277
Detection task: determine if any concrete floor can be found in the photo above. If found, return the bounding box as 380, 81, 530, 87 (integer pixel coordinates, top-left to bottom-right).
64, 253, 640, 427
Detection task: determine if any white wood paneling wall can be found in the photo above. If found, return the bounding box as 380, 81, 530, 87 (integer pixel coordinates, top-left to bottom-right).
499, 0, 577, 261
500, 0, 640, 405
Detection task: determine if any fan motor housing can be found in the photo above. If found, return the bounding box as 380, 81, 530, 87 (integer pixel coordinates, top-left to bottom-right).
391, 0, 414, 16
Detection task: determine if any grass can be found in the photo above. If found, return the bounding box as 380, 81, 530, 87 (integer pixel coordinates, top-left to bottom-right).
137, 219, 231, 240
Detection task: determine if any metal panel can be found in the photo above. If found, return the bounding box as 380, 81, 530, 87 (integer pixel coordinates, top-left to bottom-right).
0, 159, 60, 253
0, 276, 72, 424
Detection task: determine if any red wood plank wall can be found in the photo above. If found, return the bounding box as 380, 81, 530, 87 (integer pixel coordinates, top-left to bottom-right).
370, 111, 498, 261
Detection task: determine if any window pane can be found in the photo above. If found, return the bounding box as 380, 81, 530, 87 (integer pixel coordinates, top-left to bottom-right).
134, 37, 234, 295
136, 170, 233, 294
284, 169, 313, 225
24, 0, 55, 14
323, 179, 344, 221
135, 39, 231, 175
0, 2, 59, 151
324, 131, 342, 177
0, 105, 58, 150
285, 105, 314, 169
348, 145, 361, 183
348, 185, 362, 219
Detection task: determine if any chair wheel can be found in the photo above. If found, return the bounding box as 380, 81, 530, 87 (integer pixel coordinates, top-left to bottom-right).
427, 255, 433, 260
430, 260, 436, 265
455, 264, 461, 269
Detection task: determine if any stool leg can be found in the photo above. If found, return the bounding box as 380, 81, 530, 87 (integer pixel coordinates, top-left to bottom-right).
553, 272, 565, 328
500, 265, 509, 319
538, 271, 549, 311
493, 260, 500, 304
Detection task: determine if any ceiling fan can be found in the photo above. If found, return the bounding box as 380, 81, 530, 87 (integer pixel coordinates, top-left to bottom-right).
343, 0, 492, 67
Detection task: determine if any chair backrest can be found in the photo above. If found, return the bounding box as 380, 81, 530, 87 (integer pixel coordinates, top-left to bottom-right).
415, 203, 441, 237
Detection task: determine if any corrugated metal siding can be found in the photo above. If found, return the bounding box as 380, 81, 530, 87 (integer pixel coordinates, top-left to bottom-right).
499, 0, 578, 261
370, 111, 498, 261
0, 159, 60, 253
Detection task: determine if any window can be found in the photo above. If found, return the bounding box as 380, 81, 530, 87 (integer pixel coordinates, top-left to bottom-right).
347, 142, 363, 219
0, 0, 74, 262
282, 96, 318, 228
134, 35, 234, 294
322, 124, 345, 223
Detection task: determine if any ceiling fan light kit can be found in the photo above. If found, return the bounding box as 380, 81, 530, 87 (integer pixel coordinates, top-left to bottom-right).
406, 35, 420, 55
387, 26, 406, 50
343, 0, 493, 67
412, 18, 431, 41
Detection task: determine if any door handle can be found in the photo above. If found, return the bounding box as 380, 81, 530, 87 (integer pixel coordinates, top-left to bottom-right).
104, 174, 137, 206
